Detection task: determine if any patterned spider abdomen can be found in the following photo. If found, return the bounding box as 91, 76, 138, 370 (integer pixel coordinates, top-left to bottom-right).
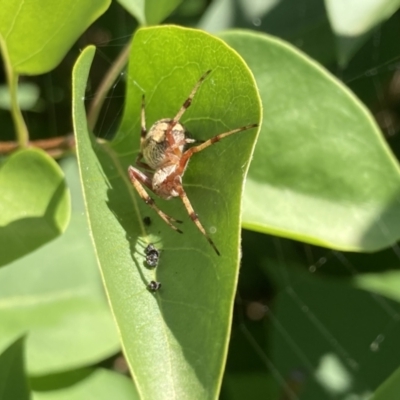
142, 119, 186, 169
152, 164, 181, 199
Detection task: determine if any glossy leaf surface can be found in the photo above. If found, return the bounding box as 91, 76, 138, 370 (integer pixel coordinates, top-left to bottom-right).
325, 0, 400, 65
325, 0, 400, 36
0, 148, 70, 267
0, 157, 119, 375
221, 30, 400, 252
117, 0, 182, 25
74, 26, 261, 399
371, 364, 400, 400
0, 337, 30, 400
33, 368, 138, 400
0, 0, 110, 74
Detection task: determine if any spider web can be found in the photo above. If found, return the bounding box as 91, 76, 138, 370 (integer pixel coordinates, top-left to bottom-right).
220, 9, 400, 399
77, 5, 400, 400
225, 232, 400, 400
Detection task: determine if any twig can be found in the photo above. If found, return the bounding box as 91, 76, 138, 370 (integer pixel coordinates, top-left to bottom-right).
0, 134, 75, 157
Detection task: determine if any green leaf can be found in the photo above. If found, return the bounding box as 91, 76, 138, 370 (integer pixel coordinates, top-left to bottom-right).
0, 336, 30, 400
354, 270, 400, 304
197, 0, 234, 33
220, 30, 400, 252
0, 157, 120, 375
0, 0, 111, 75
325, 0, 400, 36
116, 0, 146, 25
117, 0, 182, 25
324, 0, 400, 65
73, 26, 261, 399
0, 148, 70, 267
32, 368, 139, 400
371, 364, 400, 400
0, 82, 39, 110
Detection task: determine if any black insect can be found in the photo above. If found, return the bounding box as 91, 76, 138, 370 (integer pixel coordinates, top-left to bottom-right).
145, 243, 160, 268
143, 216, 151, 226
148, 280, 162, 292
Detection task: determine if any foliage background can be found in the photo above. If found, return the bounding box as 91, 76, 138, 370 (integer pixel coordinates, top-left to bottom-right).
2, 0, 400, 399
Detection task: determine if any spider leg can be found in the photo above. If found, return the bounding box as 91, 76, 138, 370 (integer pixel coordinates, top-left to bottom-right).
140, 95, 147, 146
173, 70, 212, 124
128, 166, 183, 232
135, 96, 153, 170
165, 71, 212, 152
181, 123, 258, 163
135, 152, 153, 171
175, 183, 220, 256
170, 123, 258, 255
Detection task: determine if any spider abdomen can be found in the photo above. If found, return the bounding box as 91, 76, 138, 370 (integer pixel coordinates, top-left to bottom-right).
153, 164, 180, 199
142, 119, 186, 169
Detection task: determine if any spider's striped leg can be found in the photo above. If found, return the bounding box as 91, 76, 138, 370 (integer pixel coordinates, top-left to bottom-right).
166, 71, 212, 150
172, 70, 212, 124
171, 123, 258, 255
175, 184, 220, 256
128, 166, 183, 232
140, 95, 147, 146
180, 123, 258, 166
135, 96, 153, 170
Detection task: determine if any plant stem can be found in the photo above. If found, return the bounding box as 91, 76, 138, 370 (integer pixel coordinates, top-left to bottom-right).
0, 36, 29, 148
87, 41, 132, 132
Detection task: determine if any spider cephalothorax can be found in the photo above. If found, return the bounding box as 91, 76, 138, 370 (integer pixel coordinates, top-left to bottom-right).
128, 70, 258, 255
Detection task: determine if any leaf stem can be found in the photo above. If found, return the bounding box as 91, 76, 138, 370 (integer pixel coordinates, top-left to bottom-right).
87, 41, 132, 132
0, 36, 29, 148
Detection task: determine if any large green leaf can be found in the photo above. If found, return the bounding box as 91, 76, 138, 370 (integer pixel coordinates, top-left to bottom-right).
32, 368, 139, 400
221, 30, 400, 252
371, 364, 400, 400
0, 148, 70, 267
197, 0, 234, 33
117, 0, 182, 25
0, 0, 110, 75
73, 26, 261, 399
0, 157, 120, 375
324, 0, 400, 65
0, 337, 30, 400
354, 271, 400, 303
325, 0, 400, 36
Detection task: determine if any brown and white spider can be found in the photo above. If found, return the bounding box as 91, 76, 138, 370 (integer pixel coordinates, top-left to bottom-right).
128, 70, 258, 256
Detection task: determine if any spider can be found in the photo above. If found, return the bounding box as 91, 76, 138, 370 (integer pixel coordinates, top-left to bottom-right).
128, 70, 258, 256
